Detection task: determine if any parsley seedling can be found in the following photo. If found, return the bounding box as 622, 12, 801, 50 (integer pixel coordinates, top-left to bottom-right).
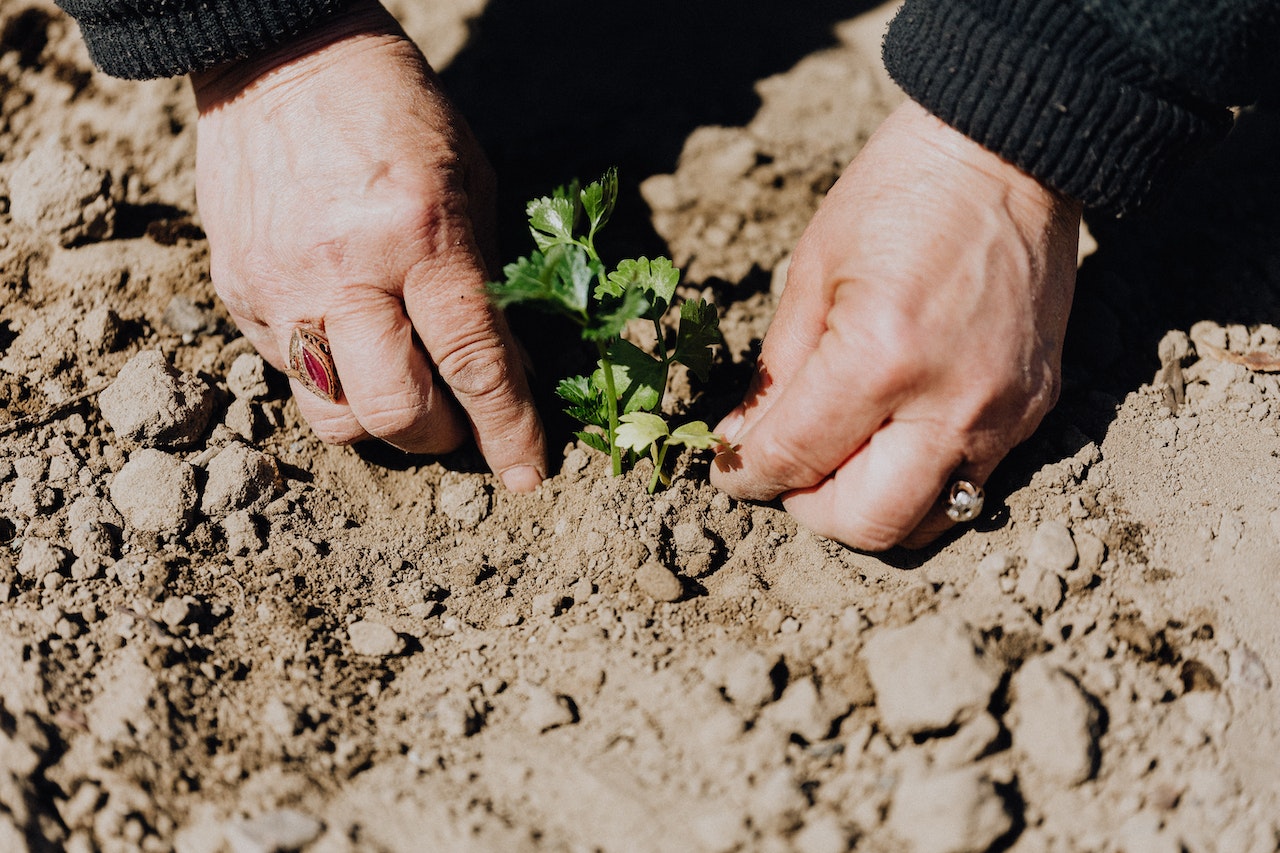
487, 168, 724, 492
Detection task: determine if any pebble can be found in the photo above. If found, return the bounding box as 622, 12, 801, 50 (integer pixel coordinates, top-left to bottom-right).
200, 443, 283, 518
671, 520, 716, 577
109, 450, 197, 534
221, 510, 264, 557
1026, 521, 1077, 575
98, 350, 214, 449
346, 620, 404, 657
66, 495, 121, 564
1015, 564, 1065, 616
438, 476, 491, 527
523, 685, 576, 733
862, 614, 1003, 737
223, 809, 323, 853
9, 476, 56, 518
635, 560, 683, 602
761, 677, 831, 743
1009, 658, 1098, 785
15, 538, 68, 579
721, 649, 779, 709
887, 766, 1012, 853
8, 142, 116, 246
434, 695, 480, 738
226, 353, 271, 401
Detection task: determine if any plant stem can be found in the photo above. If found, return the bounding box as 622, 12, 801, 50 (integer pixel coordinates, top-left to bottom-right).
597, 339, 623, 476
648, 442, 669, 494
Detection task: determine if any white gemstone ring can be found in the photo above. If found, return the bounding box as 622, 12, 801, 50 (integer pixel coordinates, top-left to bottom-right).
944, 480, 985, 523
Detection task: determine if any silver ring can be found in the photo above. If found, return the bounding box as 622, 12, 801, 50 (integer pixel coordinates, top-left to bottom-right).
944, 480, 984, 523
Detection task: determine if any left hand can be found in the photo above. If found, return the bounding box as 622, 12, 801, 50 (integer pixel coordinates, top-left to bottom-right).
710, 100, 1082, 550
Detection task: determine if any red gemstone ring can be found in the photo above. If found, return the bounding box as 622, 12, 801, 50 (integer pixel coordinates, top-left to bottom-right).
287, 323, 342, 403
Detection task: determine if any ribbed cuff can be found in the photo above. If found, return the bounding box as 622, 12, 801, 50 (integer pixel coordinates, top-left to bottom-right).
56, 0, 350, 80
882, 0, 1232, 215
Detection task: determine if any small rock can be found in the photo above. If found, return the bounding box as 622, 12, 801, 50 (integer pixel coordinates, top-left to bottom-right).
78, 305, 125, 352
223, 809, 323, 853
66, 495, 121, 565
223, 399, 260, 442
15, 538, 68, 579
347, 621, 403, 657
227, 353, 271, 401
200, 443, 283, 518
109, 450, 197, 533
434, 695, 481, 738
888, 767, 1013, 853
163, 295, 216, 337
9, 476, 56, 518
9, 142, 116, 246
221, 511, 264, 556
160, 597, 192, 629
1009, 658, 1098, 785
671, 520, 716, 577
721, 650, 779, 709
934, 711, 1001, 769
98, 350, 214, 449
761, 677, 832, 743
438, 476, 491, 527
862, 614, 1003, 737
635, 560, 683, 602
1026, 521, 1077, 575
1015, 564, 1065, 616
523, 685, 576, 733
570, 578, 595, 606
532, 590, 567, 618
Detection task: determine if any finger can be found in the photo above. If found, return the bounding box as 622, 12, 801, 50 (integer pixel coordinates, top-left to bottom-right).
780, 419, 969, 551
404, 244, 547, 493
712, 288, 910, 502
714, 245, 829, 441
323, 288, 470, 454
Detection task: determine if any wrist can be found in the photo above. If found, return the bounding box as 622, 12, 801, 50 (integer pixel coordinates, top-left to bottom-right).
190, 0, 405, 113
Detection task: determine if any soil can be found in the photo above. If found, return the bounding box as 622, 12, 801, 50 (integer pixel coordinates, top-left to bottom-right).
2, 2, 1279, 852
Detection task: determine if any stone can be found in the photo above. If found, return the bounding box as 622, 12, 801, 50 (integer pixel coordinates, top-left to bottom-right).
721, 649, 779, 709
887, 766, 1013, 853
78, 305, 124, 352
221, 510, 264, 556
671, 520, 716, 577
347, 621, 403, 657
200, 443, 283, 518
226, 353, 270, 401
862, 614, 1003, 737
8, 142, 116, 246
9, 476, 56, 518
635, 560, 683, 602
1015, 564, 1065, 616
223, 809, 323, 853
98, 350, 214, 449
109, 450, 197, 534
66, 495, 121, 564
523, 685, 576, 733
1009, 658, 1098, 786
1026, 521, 1077, 575
760, 677, 832, 743
438, 476, 491, 527
15, 538, 68, 579
434, 695, 481, 738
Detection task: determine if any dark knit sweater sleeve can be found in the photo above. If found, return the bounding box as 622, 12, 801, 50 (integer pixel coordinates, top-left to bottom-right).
55, 0, 351, 80
882, 0, 1280, 215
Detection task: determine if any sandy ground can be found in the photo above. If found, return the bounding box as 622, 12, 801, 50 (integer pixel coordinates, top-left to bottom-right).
1, 1, 1278, 851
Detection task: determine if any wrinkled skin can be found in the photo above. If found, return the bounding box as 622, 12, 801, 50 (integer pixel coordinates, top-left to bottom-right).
190, 0, 546, 492
710, 100, 1082, 550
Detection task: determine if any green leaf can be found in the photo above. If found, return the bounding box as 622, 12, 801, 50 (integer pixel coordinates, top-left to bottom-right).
601, 339, 665, 414
616, 412, 670, 454
575, 430, 610, 454
486, 245, 597, 318
673, 298, 721, 381
584, 286, 648, 342
581, 167, 618, 235
527, 186, 580, 250
556, 374, 608, 430
600, 257, 679, 314
666, 420, 725, 450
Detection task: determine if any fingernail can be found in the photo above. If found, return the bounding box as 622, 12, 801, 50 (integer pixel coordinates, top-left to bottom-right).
715, 410, 745, 443
500, 464, 543, 493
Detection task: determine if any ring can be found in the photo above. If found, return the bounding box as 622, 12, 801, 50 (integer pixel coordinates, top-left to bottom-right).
944, 479, 984, 523
288, 323, 341, 403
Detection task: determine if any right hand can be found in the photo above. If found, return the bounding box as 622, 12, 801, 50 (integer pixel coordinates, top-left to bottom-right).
190, 0, 546, 492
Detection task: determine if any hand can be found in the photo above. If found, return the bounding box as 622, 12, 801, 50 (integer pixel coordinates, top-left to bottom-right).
711, 100, 1081, 549
190, 1, 546, 491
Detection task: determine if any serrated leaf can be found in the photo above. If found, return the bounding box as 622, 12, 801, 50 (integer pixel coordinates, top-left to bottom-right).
546, 243, 597, 316
600, 339, 665, 414
666, 420, 724, 450
673, 298, 721, 381
584, 286, 648, 342
527, 191, 579, 250
601, 257, 680, 315
556, 374, 608, 429
576, 430, 610, 454
487, 245, 596, 319
616, 412, 670, 453
581, 167, 618, 235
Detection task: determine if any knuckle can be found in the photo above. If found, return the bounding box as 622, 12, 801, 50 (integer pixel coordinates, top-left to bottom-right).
840, 510, 909, 552
436, 336, 512, 404
306, 412, 366, 446
355, 397, 426, 439
751, 431, 829, 491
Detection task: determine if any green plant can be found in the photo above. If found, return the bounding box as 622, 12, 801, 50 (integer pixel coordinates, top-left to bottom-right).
487, 168, 723, 492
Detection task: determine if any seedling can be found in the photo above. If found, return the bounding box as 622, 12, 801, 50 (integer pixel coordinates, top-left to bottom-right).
487, 168, 723, 492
